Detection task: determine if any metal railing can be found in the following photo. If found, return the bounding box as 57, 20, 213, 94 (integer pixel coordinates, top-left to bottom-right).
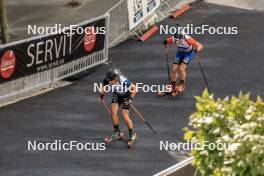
107, 0, 186, 47
107, 0, 130, 48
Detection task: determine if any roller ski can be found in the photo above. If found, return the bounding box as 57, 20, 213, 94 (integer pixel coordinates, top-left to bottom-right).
127, 130, 137, 148
172, 82, 185, 97
104, 131, 125, 146
157, 82, 185, 97
157, 83, 174, 97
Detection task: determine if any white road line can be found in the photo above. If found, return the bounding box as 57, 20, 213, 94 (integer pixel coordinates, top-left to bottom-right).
153, 157, 194, 176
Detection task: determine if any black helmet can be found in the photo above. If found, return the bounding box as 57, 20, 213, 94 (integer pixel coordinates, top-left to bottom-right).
105, 69, 119, 81
174, 31, 183, 39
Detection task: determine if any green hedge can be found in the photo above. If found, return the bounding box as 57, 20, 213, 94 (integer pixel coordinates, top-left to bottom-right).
184, 90, 264, 176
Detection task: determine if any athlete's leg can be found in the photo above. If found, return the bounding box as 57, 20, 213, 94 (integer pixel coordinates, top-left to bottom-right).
172, 52, 183, 84
122, 109, 133, 130
179, 51, 195, 81
122, 98, 136, 141
176, 64, 187, 93
179, 64, 187, 81
171, 53, 183, 93
122, 109, 137, 142
111, 93, 120, 132
171, 64, 179, 83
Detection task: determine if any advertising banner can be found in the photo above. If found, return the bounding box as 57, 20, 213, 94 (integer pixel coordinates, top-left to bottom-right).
127, 0, 160, 30
0, 17, 106, 84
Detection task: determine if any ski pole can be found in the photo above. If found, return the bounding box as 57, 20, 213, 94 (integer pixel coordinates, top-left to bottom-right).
130, 104, 157, 134
165, 46, 171, 83
195, 55, 211, 94
101, 99, 111, 117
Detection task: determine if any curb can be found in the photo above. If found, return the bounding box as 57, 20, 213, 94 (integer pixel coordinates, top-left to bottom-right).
171, 4, 191, 18
153, 157, 195, 176
170, 0, 204, 18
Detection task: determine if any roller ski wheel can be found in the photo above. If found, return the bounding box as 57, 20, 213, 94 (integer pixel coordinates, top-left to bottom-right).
157, 91, 168, 96
104, 132, 124, 146
157, 84, 173, 97
171, 91, 178, 97
173, 83, 185, 97
171, 90, 184, 97
127, 132, 137, 149
127, 140, 136, 148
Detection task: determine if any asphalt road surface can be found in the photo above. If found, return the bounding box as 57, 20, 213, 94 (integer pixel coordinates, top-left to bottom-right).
206, 0, 264, 10
1, 3, 264, 176
7, 0, 119, 40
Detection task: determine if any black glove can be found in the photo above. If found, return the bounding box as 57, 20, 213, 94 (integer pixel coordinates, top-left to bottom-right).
99, 93, 104, 100
194, 48, 198, 53
163, 40, 167, 45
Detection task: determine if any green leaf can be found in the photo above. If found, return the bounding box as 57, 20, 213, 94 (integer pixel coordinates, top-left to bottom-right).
183, 130, 194, 141
202, 89, 209, 98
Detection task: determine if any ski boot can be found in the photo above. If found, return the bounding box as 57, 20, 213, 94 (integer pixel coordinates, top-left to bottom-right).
172, 81, 185, 97
127, 131, 137, 148
157, 82, 175, 96
104, 131, 124, 146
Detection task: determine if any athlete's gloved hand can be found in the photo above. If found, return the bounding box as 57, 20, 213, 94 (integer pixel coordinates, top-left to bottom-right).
163, 40, 167, 45
194, 48, 198, 53
99, 93, 104, 101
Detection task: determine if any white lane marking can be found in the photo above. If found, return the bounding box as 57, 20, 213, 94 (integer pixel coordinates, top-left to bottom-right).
153, 157, 194, 176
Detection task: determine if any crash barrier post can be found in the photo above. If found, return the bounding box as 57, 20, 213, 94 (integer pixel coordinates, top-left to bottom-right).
0, 14, 109, 104
157, 0, 197, 20
171, 4, 191, 18
139, 25, 159, 41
